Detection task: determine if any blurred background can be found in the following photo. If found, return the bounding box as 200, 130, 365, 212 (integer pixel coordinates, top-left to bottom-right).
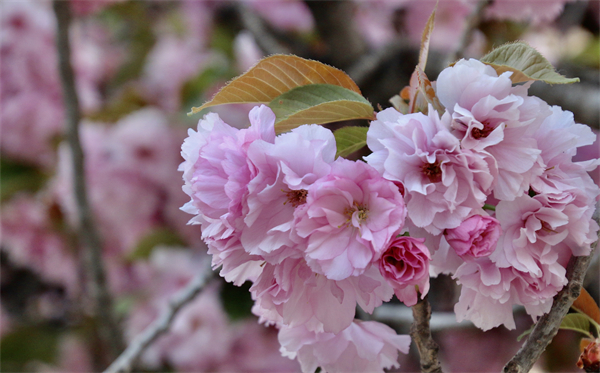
1, 0, 598, 372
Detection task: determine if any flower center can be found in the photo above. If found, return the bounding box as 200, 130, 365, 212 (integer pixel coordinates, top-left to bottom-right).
344, 202, 369, 223
284, 189, 308, 207
422, 160, 442, 183
471, 121, 495, 139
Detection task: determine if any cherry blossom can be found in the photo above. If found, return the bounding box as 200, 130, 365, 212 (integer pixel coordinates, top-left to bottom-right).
445, 214, 501, 259
366, 107, 493, 234
279, 320, 411, 373
378, 236, 431, 306
294, 158, 406, 280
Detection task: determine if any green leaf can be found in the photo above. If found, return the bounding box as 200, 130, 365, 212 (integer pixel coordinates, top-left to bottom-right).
560, 313, 595, 339
269, 84, 374, 133
334, 126, 369, 158
127, 228, 186, 261
481, 41, 580, 84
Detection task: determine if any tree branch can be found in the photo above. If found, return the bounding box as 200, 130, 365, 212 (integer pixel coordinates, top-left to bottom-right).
52, 0, 124, 365
103, 261, 213, 373
411, 295, 444, 373
503, 254, 593, 373
503, 206, 599, 373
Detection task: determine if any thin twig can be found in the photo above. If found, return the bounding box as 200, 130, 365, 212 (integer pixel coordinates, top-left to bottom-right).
411, 295, 444, 373
104, 261, 214, 373
447, 0, 491, 63
503, 206, 599, 373
52, 0, 124, 365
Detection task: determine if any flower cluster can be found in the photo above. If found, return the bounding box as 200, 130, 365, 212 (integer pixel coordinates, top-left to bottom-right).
180, 105, 413, 372
366, 58, 599, 331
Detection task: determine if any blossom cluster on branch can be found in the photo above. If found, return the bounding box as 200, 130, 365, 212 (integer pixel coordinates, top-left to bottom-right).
180, 58, 599, 371
368, 58, 599, 331
2, 0, 599, 371
180, 105, 412, 372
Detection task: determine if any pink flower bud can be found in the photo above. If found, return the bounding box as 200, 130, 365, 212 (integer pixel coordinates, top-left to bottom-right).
445, 215, 501, 258
378, 236, 431, 306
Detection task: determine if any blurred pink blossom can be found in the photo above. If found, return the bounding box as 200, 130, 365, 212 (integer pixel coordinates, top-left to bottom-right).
246, 0, 314, 33
234, 31, 264, 73
69, 0, 123, 16
1, 0, 121, 167
216, 322, 301, 373
0, 195, 79, 294
485, 0, 573, 24
355, 0, 476, 52
54, 108, 194, 256
126, 249, 232, 371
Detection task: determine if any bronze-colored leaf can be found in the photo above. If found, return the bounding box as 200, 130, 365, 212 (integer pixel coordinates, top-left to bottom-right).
573, 287, 600, 325
407, 67, 444, 115
190, 55, 361, 114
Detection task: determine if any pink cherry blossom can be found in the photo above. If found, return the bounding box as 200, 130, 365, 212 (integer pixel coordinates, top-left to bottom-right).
278, 320, 411, 373
436, 58, 550, 201
454, 256, 567, 331
445, 214, 501, 258
491, 194, 585, 277
294, 158, 406, 280
241, 124, 336, 263
530, 106, 600, 256
180, 105, 276, 282
366, 107, 493, 235
251, 257, 393, 334
378, 236, 431, 306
